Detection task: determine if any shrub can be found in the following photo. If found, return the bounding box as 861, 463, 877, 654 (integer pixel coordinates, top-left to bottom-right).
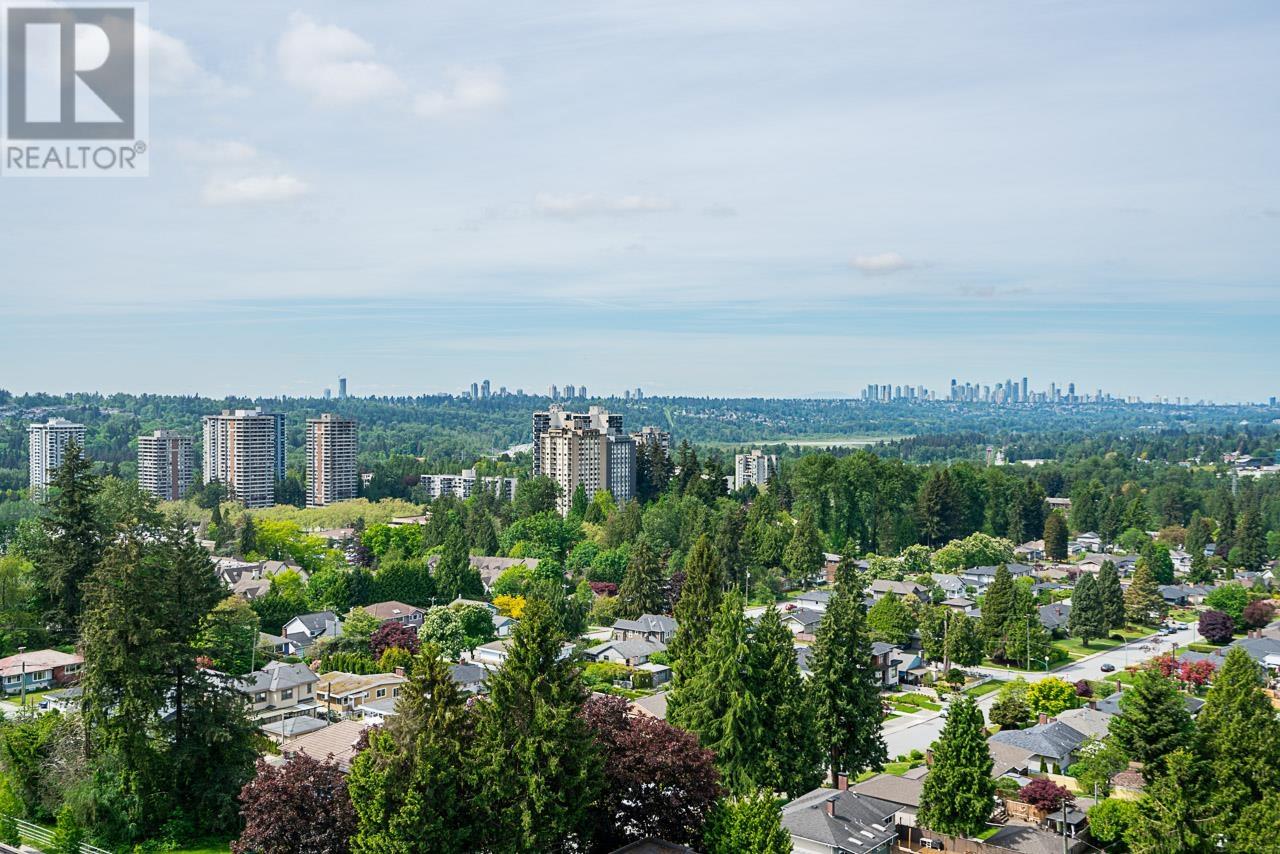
1198, 609, 1235, 644
1019, 778, 1074, 812
1073, 679, 1093, 698
1242, 599, 1275, 629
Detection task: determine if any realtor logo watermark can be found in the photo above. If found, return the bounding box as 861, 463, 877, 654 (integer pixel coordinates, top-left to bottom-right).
2, 1, 148, 176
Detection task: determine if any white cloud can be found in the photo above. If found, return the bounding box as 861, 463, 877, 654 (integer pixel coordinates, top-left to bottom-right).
139, 26, 239, 97
851, 252, 913, 274
414, 67, 507, 118
277, 12, 406, 104
535, 193, 676, 218
202, 174, 310, 206
175, 140, 259, 164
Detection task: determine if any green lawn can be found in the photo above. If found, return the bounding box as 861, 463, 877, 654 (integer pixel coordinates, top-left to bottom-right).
1105, 670, 1138, 686
1168, 609, 1199, 623
976, 826, 1002, 841
1053, 627, 1150, 661
171, 843, 231, 854
883, 760, 926, 776
965, 679, 1006, 697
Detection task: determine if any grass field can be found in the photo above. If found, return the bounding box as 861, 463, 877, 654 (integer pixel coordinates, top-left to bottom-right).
965, 679, 1006, 697
1168, 608, 1199, 623
1053, 627, 1149, 660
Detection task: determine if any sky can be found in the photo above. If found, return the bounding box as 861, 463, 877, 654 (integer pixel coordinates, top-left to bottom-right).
2, 1, 1279, 401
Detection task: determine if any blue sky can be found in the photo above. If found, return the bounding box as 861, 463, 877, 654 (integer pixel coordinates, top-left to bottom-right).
3, 1, 1278, 400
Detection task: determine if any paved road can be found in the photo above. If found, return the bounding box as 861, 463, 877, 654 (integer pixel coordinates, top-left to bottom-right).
882, 621, 1198, 757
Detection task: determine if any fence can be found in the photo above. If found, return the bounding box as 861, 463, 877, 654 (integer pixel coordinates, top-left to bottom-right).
6, 816, 113, 854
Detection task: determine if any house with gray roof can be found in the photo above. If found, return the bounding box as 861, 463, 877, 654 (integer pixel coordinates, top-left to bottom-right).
781, 607, 824, 637
781, 787, 899, 854
1096, 690, 1204, 717
1037, 602, 1071, 635
988, 720, 1087, 773
930, 574, 968, 598
794, 589, 834, 610
584, 639, 666, 666
240, 661, 322, 727
850, 773, 924, 829
868, 579, 929, 601
611, 614, 678, 644
279, 611, 342, 649
961, 563, 1034, 589
449, 663, 488, 694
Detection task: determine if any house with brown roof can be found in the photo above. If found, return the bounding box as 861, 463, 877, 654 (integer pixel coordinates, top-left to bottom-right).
279, 719, 369, 771
361, 600, 425, 629
315, 671, 407, 717
0, 649, 83, 694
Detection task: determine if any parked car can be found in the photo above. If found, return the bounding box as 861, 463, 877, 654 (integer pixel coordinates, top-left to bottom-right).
1100, 663, 1116, 673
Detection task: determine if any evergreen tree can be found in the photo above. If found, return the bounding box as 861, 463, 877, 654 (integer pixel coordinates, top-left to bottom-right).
1124, 562, 1166, 626
1110, 668, 1193, 779
569, 483, 589, 519
670, 592, 762, 795
1184, 511, 1210, 560
713, 504, 748, 590
1124, 750, 1215, 854
666, 534, 724, 722
434, 523, 483, 602
918, 696, 994, 838
1067, 572, 1106, 646
809, 560, 886, 785
782, 512, 823, 582
472, 597, 601, 852
1043, 510, 1068, 561
1233, 510, 1266, 572
749, 607, 823, 797
616, 540, 665, 619
36, 441, 105, 635
348, 646, 480, 852
238, 514, 257, 556
1195, 646, 1280, 836
703, 791, 791, 854
1096, 560, 1126, 630
80, 523, 256, 843
866, 593, 916, 646
1142, 542, 1176, 585
979, 564, 1017, 660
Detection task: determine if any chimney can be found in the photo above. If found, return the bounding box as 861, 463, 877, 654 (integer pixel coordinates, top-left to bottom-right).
394, 667, 405, 677
824, 794, 839, 817
1087, 700, 1097, 711
837, 773, 849, 791
1038, 712, 1049, 725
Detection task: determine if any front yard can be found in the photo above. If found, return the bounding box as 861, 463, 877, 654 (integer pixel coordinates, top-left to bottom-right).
1053, 627, 1150, 661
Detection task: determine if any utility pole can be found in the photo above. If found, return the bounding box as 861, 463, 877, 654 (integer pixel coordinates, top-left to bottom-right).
17, 646, 26, 712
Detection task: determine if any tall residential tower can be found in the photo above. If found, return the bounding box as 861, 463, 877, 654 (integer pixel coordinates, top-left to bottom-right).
137, 430, 195, 501
28, 418, 86, 500
306, 414, 358, 506
533, 405, 635, 513
202, 409, 285, 508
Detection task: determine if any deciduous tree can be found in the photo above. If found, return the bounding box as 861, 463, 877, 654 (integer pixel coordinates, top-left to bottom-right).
233, 755, 355, 854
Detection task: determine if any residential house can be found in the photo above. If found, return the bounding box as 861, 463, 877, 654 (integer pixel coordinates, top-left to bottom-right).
1037, 602, 1072, 636
930, 574, 968, 598
280, 611, 342, 650
1074, 532, 1104, 552
0, 649, 83, 695
279, 719, 368, 772
983, 825, 1090, 854
793, 590, 834, 611
451, 597, 498, 614
355, 697, 399, 726
492, 613, 517, 637
849, 773, 924, 830
960, 563, 1034, 589
361, 600, 425, 629
1096, 690, 1204, 717
868, 579, 929, 602
1046, 497, 1072, 516
241, 661, 322, 727
988, 719, 1087, 773
871, 642, 899, 688
781, 786, 899, 854
1055, 706, 1113, 740
795, 645, 814, 677
891, 649, 927, 686
940, 597, 977, 615
449, 663, 488, 694
257, 632, 303, 657
471, 638, 574, 670
1015, 539, 1046, 562
629, 691, 669, 720
822, 555, 869, 584
315, 671, 407, 717
780, 607, 824, 638
584, 639, 666, 666
611, 614, 678, 645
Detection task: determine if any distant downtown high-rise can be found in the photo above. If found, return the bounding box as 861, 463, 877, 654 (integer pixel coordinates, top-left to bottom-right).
137, 430, 195, 501
306, 414, 359, 507
202, 408, 285, 508
734, 449, 778, 491
27, 418, 85, 500
533, 405, 636, 513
